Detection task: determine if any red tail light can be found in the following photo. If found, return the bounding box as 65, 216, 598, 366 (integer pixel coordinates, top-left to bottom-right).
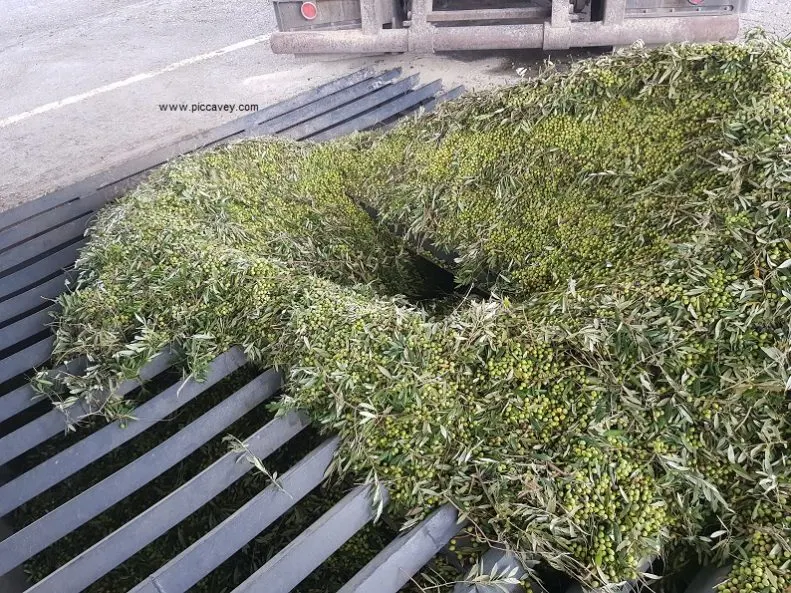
300, 1, 318, 20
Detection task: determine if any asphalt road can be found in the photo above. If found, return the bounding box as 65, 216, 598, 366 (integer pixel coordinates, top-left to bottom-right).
0, 0, 351, 210
0, 0, 788, 212
740, 0, 791, 38
0, 0, 515, 211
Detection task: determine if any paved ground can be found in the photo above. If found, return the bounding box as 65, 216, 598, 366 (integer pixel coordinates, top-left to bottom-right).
0, 0, 788, 212
0, 0, 514, 211
740, 0, 791, 38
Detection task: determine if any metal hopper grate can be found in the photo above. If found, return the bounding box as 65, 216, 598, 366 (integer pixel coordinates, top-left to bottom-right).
0, 70, 726, 593
0, 70, 469, 593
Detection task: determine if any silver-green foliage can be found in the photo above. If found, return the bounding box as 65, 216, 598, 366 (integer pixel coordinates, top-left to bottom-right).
44, 34, 791, 591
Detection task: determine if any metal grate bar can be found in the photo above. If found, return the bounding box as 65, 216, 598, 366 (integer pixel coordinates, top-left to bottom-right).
255, 69, 402, 136
233, 67, 376, 126
231, 484, 388, 593
365, 86, 465, 137
0, 369, 280, 575
0, 184, 97, 237
201, 67, 380, 148
0, 274, 66, 327
0, 69, 376, 235
684, 566, 730, 593
311, 80, 443, 142
0, 186, 117, 254
0, 384, 41, 425
0, 358, 85, 424
416, 85, 465, 117
0, 240, 84, 300
453, 549, 533, 593
129, 437, 341, 593
338, 504, 461, 593
0, 336, 55, 384
0, 214, 92, 276
24, 411, 311, 593
284, 74, 422, 141
0, 347, 239, 509
0, 304, 56, 352
0, 347, 176, 467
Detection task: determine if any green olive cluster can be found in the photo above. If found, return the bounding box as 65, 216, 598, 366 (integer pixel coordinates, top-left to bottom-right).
557, 439, 663, 583
717, 531, 791, 593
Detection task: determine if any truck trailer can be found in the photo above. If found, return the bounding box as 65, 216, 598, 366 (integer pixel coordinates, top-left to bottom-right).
270, 0, 748, 54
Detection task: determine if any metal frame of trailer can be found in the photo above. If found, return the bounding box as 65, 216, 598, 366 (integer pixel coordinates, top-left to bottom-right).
1, 70, 728, 593
270, 0, 748, 54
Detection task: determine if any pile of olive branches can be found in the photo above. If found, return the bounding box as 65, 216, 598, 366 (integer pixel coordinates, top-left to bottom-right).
41, 33, 790, 592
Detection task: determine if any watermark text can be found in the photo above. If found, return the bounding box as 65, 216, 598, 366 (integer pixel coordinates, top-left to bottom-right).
158, 103, 258, 114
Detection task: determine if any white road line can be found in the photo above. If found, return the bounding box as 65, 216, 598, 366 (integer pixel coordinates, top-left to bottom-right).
0, 33, 272, 129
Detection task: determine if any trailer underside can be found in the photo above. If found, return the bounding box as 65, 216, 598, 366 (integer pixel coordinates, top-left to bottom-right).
270, 0, 745, 53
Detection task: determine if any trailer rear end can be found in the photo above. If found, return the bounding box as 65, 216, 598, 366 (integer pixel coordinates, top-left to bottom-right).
270, 0, 748, 53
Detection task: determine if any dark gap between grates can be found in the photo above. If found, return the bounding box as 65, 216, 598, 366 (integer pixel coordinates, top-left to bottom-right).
6, 364, 185, 490
0, 236, 84, 282
0, 330, 52, 362
44, 396, 308, 593
0, 210, 95, 255
0, 399, 51, 440
301, 87, 416, 141
14, 365, 276, 586
0, 374, 36, 405
0, 272, 63, 306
